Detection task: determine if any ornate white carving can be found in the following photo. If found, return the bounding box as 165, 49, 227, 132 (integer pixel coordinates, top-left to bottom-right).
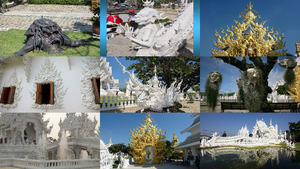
116, 57, 182, 111
58, 113, 98, 138
122, 3, 193, 56
30, 58, 67, 110
81, 57, 100, 110
23, 57, 32, 82
0, 70, 23, 109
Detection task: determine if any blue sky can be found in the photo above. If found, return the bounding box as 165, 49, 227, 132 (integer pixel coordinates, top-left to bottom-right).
201, 0, 300, 56
100, 113, 198, 145
200, 113, 300, 137
105, 56, 139, 89
200, 57, 289, 93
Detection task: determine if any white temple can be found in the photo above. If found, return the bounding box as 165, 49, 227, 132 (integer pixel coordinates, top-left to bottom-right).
100, 57, 124, 96
100, 139, 114, 169
115, 57, 183, 111
175, 113, 200, 166
202, 119, 286, 147
0, 113, 100, 168
0, 57, 100, 112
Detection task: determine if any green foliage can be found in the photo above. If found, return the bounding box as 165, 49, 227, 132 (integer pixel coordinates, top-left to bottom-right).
163, 140, 174, 159
284, 68, 295, 85
174, 101, 182, 109
222, 131, 227, 137
125, 56, 200, 92
27, 0, 87, 5
287, 121, 300, 143
237, 88, 245, 103
192, 85, 200, 93
187, 93, 194, 103
154, 18, 169, 24
109, 143, 129, 154
276, 84, 289, 95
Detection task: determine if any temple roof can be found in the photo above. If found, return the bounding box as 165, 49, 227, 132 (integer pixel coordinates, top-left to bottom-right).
175, 134, 199, 150
212, 2, 285, 56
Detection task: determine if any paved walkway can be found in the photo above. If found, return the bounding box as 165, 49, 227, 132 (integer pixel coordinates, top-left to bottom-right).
126, 164, 197, 169
0, 4, 92, 32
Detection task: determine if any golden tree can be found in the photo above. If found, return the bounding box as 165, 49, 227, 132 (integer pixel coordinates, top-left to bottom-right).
129, 113, 166, 164
212, 2, 286, 56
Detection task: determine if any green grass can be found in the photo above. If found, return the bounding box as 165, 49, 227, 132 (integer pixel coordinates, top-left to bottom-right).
295, 142, 300, 151
100, 96, 135, 104
0, 29, 99, 56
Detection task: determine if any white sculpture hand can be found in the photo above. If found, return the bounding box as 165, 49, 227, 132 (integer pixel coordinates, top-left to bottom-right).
124, 23, 134, 39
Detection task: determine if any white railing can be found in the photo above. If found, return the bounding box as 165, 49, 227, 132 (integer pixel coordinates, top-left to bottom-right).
0, 158, 99, 169
48, 138, 99, 150
200, 96, 237, 105
100, 96, 137, 111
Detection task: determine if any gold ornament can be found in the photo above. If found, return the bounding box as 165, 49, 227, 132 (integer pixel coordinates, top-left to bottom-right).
129, 113, 166, 164
296, 41, 300, 57
288, 66, 300, 102
172, 132, 178, 148
212, 2, 285, 56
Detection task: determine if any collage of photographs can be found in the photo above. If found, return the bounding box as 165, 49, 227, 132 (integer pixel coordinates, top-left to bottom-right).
0, 0, 200, 169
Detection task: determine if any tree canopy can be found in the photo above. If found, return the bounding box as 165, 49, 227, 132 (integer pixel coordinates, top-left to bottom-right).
286, 121, 300, 143
108, 143, 129, 154
125, 56, 200, 92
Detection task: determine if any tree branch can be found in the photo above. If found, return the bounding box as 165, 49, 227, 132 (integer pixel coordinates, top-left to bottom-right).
216, 57, 253, 71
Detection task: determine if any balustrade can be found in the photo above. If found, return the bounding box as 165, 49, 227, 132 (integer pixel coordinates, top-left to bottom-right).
0, 158, 99, 169
100, 96, 137, 111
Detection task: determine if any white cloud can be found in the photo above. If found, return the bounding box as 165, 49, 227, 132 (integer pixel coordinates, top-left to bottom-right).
268, 68, 284, 88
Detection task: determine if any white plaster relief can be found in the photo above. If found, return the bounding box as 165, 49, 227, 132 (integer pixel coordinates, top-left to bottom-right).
23, 56, 32, 82
0, 70, 23, 109
30, 58, 67, 110
81, 57, 100, 110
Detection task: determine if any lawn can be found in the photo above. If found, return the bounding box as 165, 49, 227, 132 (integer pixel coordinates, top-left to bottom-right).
0, 29, 100, 56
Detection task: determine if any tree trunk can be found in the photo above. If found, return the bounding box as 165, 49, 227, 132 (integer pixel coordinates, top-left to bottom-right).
216, 56, 277, 112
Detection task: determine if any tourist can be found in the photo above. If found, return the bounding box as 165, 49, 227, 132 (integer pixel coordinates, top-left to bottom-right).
195, 156, 200, 169
114, 14, 123, 25
107, 13, 114, 23
128, 9, 138, 30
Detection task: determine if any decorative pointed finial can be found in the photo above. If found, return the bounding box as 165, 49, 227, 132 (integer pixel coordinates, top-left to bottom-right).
247, 2, 253, 10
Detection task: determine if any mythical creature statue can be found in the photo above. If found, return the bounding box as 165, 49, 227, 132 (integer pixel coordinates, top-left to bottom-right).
246, 68, 260, 85
115, 57, 182, 112
122, 1, 193, 56
278, 57, 297, 69
122, 7, 165, 52
278, 57, 297, 85
14, 19, 93, 56
205, 71, 222, 110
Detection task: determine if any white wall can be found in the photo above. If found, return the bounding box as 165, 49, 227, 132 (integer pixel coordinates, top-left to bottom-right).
0, 57, 100, 112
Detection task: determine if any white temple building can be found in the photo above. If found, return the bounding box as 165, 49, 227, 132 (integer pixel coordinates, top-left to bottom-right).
100, 139, 114, 169
0, 113, 100, 168
100, 57, 124, 96
0, 57, 100, 112
175, 113, 200, 166
202, 119, 286, 148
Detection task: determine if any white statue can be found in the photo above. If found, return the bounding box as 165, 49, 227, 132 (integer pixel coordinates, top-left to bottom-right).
115, 57, 182, 112
247, 68, 260, 85
122, 1, 193, 56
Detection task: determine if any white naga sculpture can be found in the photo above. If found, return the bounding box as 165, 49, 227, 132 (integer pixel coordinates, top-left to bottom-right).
122, 0, 193, 56
115, 57, 182, 112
